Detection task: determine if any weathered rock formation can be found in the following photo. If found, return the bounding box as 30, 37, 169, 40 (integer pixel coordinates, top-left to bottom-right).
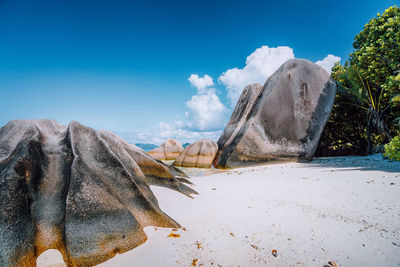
213, 83, 262, 166
213, 59, 337, 168
173, 139, 218, 168
147, 139, 183, 160
0, 119, 196, 267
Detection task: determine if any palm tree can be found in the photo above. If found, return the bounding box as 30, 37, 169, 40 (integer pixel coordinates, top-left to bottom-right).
336, 65, 392, 154
390, 70, 400, 129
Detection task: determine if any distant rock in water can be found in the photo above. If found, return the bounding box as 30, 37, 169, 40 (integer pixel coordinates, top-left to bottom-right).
147, 138, 184, 160
214, 59, 337, 168
0, 119, 196, 267
135, 143, 158, 151
173, 139, 218, 168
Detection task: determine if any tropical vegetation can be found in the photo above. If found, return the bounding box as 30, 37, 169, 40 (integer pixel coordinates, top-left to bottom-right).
317, 6, 400, 157
383, 135, 400, 160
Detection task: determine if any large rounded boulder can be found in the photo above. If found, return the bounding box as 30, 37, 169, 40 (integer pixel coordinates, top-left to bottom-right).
0, 119, 196, 267
173, 139, 218, 168
214, 59, 337, 168
147, 138, 184, 160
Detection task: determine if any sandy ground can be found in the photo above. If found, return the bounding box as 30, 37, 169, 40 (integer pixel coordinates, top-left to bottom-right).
40, 155, 400, 267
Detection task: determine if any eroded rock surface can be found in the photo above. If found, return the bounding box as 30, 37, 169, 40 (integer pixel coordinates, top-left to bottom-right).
173, 140, 218, 168
213, 83, 262, 166
0, 119, 196, 267
147, 139, 183, 160
214, 59, 337, 168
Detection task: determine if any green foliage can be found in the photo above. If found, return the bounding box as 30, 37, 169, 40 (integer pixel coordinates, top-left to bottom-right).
351, 6, 400, 101
348, 5, 400, 127
391, 79, 400, 128
334, 64, 379, 110
383, 135, 400, 160
316, 88, 368, 156
318, 6, 400, 156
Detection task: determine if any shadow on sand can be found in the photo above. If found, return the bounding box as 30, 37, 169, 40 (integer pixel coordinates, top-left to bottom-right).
308, 154, 400, 173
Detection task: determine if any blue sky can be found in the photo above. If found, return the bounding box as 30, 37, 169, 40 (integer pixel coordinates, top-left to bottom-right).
0, 0, 398, 144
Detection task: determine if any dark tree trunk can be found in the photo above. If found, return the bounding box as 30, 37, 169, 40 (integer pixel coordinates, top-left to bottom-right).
366, 110, 372, 155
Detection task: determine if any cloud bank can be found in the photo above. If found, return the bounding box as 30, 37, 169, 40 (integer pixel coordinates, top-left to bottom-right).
219, 46, 341, 106
186, 74, 226, 131
135, 74, 227, 145
117, 122, 223, 146
188, 74, 214, 93
127, 45, 341, 145
315, 54, 341, 74
219, 46, 295, 105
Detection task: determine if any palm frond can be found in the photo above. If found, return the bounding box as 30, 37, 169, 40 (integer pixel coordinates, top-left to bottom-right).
391, 94, 400, 103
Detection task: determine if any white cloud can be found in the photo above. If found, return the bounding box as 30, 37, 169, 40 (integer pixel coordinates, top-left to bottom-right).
183, 73, 227, 131
158, 121, 222, 144
119, 47, 341, 146
116, 121, 222, 145
218, 45, 341, 106
219, 45, 295, 106
136, 133, 147, 140
315, 54, 341, 74
120, 73, 227, 145
188, 74, 214, 93
114, 131, 153, 144
186, 88, 226, 131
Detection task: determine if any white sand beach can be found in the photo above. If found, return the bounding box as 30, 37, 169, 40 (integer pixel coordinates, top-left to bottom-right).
92, 155, 400, 267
